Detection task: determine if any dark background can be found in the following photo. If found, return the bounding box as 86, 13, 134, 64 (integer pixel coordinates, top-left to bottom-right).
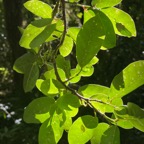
0, 0, 144, 143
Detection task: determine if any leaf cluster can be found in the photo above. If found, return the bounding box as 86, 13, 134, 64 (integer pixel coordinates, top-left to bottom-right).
13, 0, 144, 143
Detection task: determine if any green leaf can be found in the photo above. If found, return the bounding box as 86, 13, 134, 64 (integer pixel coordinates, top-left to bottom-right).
84, 10, 116, 49
57, 93, 80, 118
83, 9, 95, 23
23, 62, 39, 92
76, 10, 116, 67
23, 97, 55, 123
20, 23, 46, 49
91, 0, 122, 9
109, 60, 144, 99
116, 119, 133, 129
31, 18, 52, 27
56, 55, 71, 78
30, 23, 56, 48
45, 19, 64, 42
67, 27, 80, 42
91, 101, 114, 114
91, 123, 109, 144
68, 115, 98, 144
69, 0, 80, 2
24, 0, 52, 18
79, 84, 118, 113
76, 15, 104, 67
13, 53, 37, 74
44, 68, 67, 81
102, 7, 136, 37
79, 84, 110, 99
59, 36, 73, 57
96, 10, 116, 49
36, 79, 59, 95
69, 68, 81, 83
127, 102, 144, 132
113, 106, 133, 129
57, 93, 80, 110
101, 126, 120, 144
39, 112, 63, 144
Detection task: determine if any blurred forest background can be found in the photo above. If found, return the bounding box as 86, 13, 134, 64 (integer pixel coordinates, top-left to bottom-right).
0, 0, 144, 143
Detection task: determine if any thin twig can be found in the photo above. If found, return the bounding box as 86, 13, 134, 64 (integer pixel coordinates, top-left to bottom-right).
52, 0, 115, 124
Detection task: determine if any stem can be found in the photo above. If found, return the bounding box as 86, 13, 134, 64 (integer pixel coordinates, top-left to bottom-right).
52, 0, 114, 124
61, 0, 67, 45
53, 0, 67, 57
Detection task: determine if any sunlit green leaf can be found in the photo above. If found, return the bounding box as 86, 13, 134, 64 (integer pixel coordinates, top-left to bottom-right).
79, 84, 109, 99
23, 97, 55, 123
76, 15, 105, 67
102, 7, 136, 37
76, 10, 116, 67
59, 36, 73, 57
39, 112, 63, 144
30, 23, 56, 48
68, 115, 98, 144
69, 0, 80, 2
83, 9, 95, 23
57, 93, 80, 110
36, 79, 59, 95
109, 60, 144, 99
44, 68, 67, 81
101, 126, 120, 144
20, 23, 46, 49
116, 119, 133, 129
67, 27, 80, 42
91, 123, 109, 144
24, 0, 52, 18
127, 102, 144, 132
91, 0, 122, 8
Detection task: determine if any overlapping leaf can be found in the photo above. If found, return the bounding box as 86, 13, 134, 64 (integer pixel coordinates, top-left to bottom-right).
91, 0, 122, 9
102, 7, 136, 37
68, 115, 98, 144
39, 112, 63, 144
91, 123, 109, 144
24, 0, 52, 18
23, 97, 55, 123
100, 126, 120, 144
13, 53, 37, 74
76, 10, 116, 67
109, 60, 144, 99
127, 102, 144, 132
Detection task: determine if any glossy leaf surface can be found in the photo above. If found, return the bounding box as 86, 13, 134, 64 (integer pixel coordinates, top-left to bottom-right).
24, 0, 52, 18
